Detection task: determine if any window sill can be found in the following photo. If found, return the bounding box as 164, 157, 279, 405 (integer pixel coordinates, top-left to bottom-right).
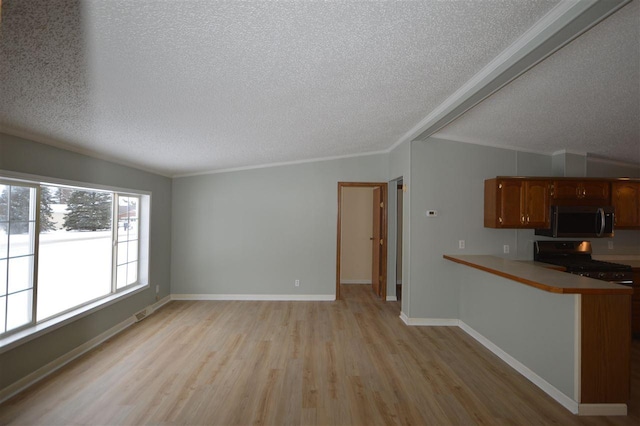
0, 284, 148, 354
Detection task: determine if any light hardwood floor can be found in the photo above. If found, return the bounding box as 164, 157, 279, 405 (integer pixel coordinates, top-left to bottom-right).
1, 284, 639, 425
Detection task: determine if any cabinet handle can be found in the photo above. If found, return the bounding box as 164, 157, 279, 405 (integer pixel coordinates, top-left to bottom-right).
498, 217, 503, 224
521, 215, 525, 224
526, 215, 530, 223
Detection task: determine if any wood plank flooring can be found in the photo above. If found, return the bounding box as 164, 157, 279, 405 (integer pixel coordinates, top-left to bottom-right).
1, 284, 639, 425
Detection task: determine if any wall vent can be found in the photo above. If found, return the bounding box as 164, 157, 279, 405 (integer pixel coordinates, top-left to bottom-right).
134, 309, 148, 322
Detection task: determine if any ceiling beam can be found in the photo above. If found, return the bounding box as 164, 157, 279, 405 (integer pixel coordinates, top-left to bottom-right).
389, 0, 631, 149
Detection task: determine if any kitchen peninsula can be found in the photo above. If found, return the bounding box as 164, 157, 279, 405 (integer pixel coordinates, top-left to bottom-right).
444, 254, 632, 416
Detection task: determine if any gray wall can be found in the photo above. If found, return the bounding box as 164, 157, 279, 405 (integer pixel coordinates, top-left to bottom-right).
407, 138, 554, 320
171, 155, 388, 297
0, 133, 172, 391
456, 263, 577, 398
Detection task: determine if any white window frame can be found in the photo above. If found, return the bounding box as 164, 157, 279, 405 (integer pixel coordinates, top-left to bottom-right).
0, 181, 40, 335
113, 193, 141, 291
0, 170, 151, 349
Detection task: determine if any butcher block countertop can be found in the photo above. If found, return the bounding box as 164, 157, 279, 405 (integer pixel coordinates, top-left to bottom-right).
443, 255, 633, 295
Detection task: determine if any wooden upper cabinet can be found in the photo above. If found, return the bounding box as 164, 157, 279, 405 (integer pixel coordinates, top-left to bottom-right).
523, 180, 551, 228
552, 180, 610, 205
486, 177, 638, 229
484, 178, 550, 228
498, 179, 524, 227
612, 181, 640, 228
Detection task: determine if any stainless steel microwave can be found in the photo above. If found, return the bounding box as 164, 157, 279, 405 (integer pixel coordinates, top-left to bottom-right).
535, 206, 614, 238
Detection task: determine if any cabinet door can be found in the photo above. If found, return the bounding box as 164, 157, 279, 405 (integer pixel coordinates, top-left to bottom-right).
612, 182, 640, 228
499, 180, 524, 227
524, 180, 550, 228
581, 181, 610, 201
553, 180, 610, 205
553, 180, 581, 201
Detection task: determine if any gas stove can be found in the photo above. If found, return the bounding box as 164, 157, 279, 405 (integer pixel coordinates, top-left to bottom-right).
534, 241, 633, 285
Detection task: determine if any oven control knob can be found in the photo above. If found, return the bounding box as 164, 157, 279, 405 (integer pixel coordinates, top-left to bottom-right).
598, 273, 606, 279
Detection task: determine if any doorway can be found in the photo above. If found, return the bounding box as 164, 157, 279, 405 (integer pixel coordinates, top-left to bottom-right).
336, 182, 388, 301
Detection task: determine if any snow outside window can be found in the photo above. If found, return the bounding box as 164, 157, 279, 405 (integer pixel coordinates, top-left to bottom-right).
36, 186, 114, 321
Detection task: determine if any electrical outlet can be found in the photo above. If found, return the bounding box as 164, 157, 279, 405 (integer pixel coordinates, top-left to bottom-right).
608, 240, 614, 250
155, 285, 159, 294
458, 240, 465, 249
503, 245, 510, 254
295, 279, 300, 287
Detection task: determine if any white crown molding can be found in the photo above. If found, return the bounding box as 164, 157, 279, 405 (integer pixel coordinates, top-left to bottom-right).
172, 149, 388, 178
586, 153, 640, 169
552, 149, 588, 157
429, 134, 554, 157
389, 0, 631, 152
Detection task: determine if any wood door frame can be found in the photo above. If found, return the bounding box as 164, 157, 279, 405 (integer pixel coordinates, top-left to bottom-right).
336, 182, 388, 301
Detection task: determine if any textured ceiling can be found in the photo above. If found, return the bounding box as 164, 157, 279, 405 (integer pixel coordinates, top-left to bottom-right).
434, 0, 640, 166
2, 1, 637, 177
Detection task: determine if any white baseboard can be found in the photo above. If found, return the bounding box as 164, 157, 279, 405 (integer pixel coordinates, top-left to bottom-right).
397, 315, 586, 415
399, 312, 459, 327
0, 296, 170, 405
171, 294, 335, 301
457, 321, 579, 415
386, 296, 397, 301
150, 295, 172, 312
340, 280, 372, 284
0, 319, 135, 405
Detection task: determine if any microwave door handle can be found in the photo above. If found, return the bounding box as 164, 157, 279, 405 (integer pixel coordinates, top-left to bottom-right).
596, 207, 605, 237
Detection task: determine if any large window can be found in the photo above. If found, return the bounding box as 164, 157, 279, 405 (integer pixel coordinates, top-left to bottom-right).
0, 178, 148, 337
